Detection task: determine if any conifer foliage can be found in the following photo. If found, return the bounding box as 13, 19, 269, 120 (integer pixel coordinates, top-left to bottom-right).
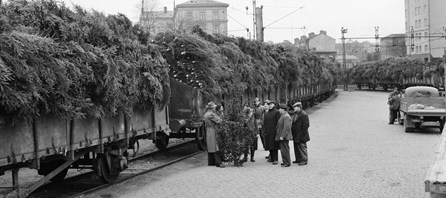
349, 58, 443, 85
0, 0, 170, 124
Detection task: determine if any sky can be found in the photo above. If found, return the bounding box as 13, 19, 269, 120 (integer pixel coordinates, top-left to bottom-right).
57, 0, 405, 43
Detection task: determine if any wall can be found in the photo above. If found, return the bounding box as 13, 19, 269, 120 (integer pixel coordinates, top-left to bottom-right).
176, 6, 228, 35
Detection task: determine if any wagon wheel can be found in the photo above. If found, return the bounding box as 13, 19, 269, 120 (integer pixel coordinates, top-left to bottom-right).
195, 124, 206, 150
37, 157, 69, 182
97, 155, 119, 183
155, 132, 169, 150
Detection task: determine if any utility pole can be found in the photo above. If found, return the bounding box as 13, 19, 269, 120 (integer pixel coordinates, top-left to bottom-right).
410, 26, 414, 56
443, 27, 446, 96
255, 6, 264, 42
341, 27, 348, 91
252, 0, 257, 41
375, 26, 380, 53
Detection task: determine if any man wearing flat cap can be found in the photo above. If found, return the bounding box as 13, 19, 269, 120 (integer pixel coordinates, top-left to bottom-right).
276, 103, 293, 167
263, 100, 281, 165
290, 102, 310, 166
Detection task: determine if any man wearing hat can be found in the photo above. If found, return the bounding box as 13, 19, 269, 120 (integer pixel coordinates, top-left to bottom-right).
263, 100, 281, 165
276, 103, 293, 167
203, 101, 225, 168
253, 98, 266, 150
290, 102, 310, 166
387, 87, 401, 124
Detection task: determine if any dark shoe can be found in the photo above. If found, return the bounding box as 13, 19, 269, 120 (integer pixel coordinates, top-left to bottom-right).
272, 161, 278, 165
292, 161, 301, 164
298, 161, 307, 166
241, 158, 247, 163
280, 163, 284, 165
267, 159, 274, 162
265, 156, 269, 159
216, 164, 226, 168
281, 164, 290, 167
250, 159, 255, 162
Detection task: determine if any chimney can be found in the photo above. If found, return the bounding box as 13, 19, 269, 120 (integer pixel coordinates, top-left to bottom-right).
320, 30, 327, 35
164, 6, 167, 13
309, 32, 315, 38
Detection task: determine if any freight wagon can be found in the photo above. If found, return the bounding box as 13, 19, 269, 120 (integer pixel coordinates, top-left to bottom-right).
0, 77, 337, 198
354, 75, 443, 91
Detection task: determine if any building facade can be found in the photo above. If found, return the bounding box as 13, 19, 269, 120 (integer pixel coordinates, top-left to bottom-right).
380, 34, 407, 60
140, 6, 175, 36
295, 30, 337, 59
175, 0, 229, 36
405, 0, 446, 62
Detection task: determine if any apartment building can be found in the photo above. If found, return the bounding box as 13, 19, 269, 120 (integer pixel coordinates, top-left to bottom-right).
175, 0, 229, 36
405, 0, 446, 62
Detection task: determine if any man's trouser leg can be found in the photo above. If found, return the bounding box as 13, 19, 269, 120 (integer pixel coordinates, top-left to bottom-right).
208, 152, 216, 165
280, 140, 290, 166
294, 142, 308, 162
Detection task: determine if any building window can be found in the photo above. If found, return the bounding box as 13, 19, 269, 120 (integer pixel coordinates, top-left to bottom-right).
424, 18, 427, 27
213, 26, 219, 34
424, 45, 428, 52
199, 12, 205, 20
187, 12, 192, 20
424, 5, 427, 14
213, 11, 218, 20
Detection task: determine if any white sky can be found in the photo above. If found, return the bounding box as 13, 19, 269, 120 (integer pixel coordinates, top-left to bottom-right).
58, 0, 405, 43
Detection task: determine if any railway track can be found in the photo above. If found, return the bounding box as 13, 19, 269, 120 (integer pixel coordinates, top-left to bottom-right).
27, 140, 203, 198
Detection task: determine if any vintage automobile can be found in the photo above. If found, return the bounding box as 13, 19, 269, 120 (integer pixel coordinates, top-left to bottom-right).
399, 86, 446, 132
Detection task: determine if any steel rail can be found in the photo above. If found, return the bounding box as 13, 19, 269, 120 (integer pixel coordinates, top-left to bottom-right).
67, 149, 204, 198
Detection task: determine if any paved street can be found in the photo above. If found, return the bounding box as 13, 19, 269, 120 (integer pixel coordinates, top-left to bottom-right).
87, 89, 441, 198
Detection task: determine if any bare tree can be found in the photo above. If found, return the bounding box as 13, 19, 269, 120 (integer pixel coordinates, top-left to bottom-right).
135, 0, 159, 34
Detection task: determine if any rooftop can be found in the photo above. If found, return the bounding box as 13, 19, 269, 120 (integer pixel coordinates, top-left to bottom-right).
176, 0, 229, 8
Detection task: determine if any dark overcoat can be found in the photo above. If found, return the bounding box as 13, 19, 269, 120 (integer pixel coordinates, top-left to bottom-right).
388, 91, 401, 110
263, 108, 281, 150
291, 110, 310, 143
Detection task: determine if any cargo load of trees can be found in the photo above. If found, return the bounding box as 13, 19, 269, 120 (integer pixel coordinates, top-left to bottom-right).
153, 27, 341, 99
349, 58, 444, 86
0, 0, 341, 126
0, 0, 171, 125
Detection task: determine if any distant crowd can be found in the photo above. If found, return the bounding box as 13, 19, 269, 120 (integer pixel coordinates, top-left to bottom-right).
203, 98, 310, 168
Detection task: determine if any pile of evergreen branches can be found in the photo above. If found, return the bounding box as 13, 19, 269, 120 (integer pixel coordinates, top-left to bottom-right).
0, 0, 340, 127
0, 0, 170, 124
349, 58, 443, 84
154, 27, 341, 99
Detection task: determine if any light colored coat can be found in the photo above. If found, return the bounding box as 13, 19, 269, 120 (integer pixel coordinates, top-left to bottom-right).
275, 112, 293, 141
204, 110, 222, 153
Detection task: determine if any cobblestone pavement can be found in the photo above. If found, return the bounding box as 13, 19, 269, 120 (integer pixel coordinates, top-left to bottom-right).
87, 90, 441, 198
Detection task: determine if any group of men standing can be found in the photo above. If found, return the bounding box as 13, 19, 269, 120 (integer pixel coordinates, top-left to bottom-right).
254, 98, 310, 167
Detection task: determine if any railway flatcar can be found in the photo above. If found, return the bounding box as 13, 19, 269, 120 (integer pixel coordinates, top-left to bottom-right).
0, 105, 170, 197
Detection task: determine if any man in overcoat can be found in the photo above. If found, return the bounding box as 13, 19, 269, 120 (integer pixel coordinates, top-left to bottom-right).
263, 101, 281, 165
276, 104, 293, 167
203, 101, 225, 168
253, 98, 266, 150
290, 102, 310, 166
